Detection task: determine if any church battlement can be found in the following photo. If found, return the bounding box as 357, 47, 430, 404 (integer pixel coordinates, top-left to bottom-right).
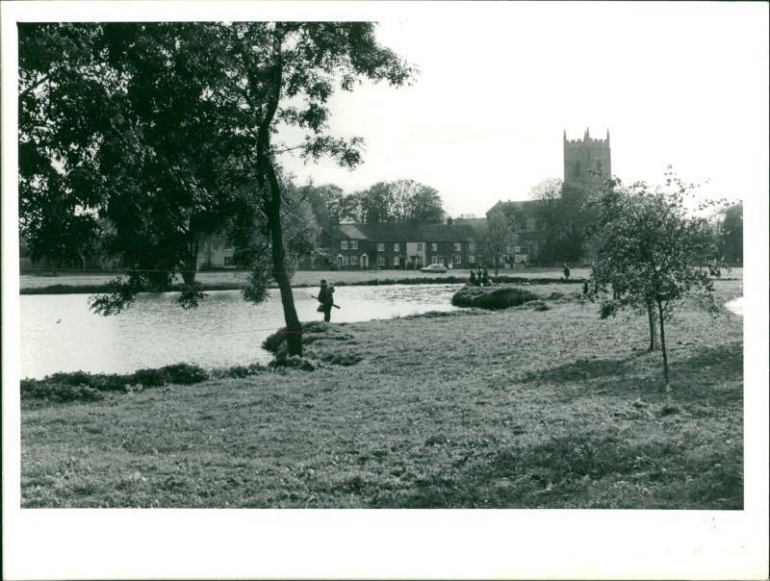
563, 128, 611, 187
564, 137, 609, 146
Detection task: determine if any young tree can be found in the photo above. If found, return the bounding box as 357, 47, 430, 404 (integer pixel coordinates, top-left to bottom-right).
480, 210, 518, 275
590, 170, 719, 398
19, 22, 415, 356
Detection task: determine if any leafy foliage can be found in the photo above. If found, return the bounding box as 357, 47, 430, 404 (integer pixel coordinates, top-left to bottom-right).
589, 169, 719, 386
343, 179, 445, 225
21, 363, 212, 404
479, 210, 518, 274
714, 202, 743, 264
19, 22, 415, 346
531, 178, 600, 263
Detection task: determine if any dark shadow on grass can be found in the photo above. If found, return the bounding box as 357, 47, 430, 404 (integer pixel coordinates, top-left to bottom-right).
518, 353, 649, 385
517, 342, 742, 405
371, 432, 742, 509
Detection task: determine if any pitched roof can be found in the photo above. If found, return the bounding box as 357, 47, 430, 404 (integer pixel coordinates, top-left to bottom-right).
418, 223, 476, 242
487, 199, 539, 218
332, 223, 477, 242
335, 224, 368, 240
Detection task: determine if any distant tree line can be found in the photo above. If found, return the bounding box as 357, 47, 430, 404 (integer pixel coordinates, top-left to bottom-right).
527, 177, 742, 266
298, 178, 445, 230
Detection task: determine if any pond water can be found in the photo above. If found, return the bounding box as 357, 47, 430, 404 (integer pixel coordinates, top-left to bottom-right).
19, 284, 461, 379
724, 296, 743, 316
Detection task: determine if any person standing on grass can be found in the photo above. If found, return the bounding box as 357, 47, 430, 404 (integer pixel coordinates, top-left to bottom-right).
469, 270, 477, 286
317, 279, 335, 322
562, 263, 571, 281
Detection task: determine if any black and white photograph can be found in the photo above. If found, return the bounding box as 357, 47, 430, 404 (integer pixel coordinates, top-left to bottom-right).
2, 1, 768, 579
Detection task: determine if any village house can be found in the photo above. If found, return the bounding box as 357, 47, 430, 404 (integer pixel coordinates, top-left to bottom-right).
303, 222, 479, 271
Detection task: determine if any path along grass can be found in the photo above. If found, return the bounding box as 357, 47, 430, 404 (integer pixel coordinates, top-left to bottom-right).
20, 280, 743, 508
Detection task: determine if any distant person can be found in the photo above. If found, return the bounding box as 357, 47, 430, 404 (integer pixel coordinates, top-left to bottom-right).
583, 280, 589, 296
469, 270, 478, 286
562, 263, 571, 281
481, 267, 490, 286
317, 279, 335, 322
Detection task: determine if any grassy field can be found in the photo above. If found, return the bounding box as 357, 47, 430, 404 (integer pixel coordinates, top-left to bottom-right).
20, 279, 743, 508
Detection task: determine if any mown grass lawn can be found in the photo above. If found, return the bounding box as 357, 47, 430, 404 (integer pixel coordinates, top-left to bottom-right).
20, 280, 743, 508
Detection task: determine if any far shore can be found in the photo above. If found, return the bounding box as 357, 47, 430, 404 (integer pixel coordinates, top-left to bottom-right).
19, 266, 742, 295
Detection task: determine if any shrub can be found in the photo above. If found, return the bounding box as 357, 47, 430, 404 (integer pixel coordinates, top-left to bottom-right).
130, 368, 166, 387
21, 381, 103, 403
268, 356, 319, 371
157, 363, 209, 385
88, 373, 131, 391
47, 371, 93, 386
216, 364, 264, 379
451, 286, 540, 310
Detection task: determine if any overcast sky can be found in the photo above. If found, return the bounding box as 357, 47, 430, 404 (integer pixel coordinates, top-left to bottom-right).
275, 2, 769, 217
2, 1, 768, 221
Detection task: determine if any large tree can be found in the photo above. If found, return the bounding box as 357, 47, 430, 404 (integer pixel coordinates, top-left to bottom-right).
19, 22, 415, 355
350, 179, 445, 225
716, 202, 743, 264
589, 171, 719, 398
531, 177, 599, 264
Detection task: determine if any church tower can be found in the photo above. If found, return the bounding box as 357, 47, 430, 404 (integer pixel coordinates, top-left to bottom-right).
563, 128, 611, 189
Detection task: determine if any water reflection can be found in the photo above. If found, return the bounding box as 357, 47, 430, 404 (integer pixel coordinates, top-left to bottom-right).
20, 284, 460, 379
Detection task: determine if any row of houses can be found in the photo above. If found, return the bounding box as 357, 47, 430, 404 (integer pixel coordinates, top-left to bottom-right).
195, 200, 546, 272
21, 202, 545, 273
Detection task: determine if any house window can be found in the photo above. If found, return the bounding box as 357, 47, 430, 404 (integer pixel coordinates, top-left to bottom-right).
469, 255, 476, 264
431, 243, 437, 251
340, 240, 349, 250
377, 243, 384, 252
526, 217, 536, 231
514, 246, 521, 253
394, 243, 400, 252
454, 242, 461, 252
377, 256, 385, 266
350, 240, 358, 250
341, 256, 349, 266
417, 243, 423, 251
393, 256, 400, 267
432, 255, 438, 264
350, 255, 358, 266
224, 256, 234, 267
454, 255, 461, 265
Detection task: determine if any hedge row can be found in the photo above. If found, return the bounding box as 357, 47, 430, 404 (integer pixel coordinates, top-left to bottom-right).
21, 363, 212, 403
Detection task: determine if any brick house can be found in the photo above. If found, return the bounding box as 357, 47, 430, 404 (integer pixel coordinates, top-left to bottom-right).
305, 222, 478, 271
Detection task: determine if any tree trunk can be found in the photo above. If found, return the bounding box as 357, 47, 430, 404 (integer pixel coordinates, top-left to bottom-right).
263, 159, 303, 357
647, 301, 658, 351
657, 300, 671, 400
494, 256, 499, 276
181, 242, 198, 286
251, 25, 303, 357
